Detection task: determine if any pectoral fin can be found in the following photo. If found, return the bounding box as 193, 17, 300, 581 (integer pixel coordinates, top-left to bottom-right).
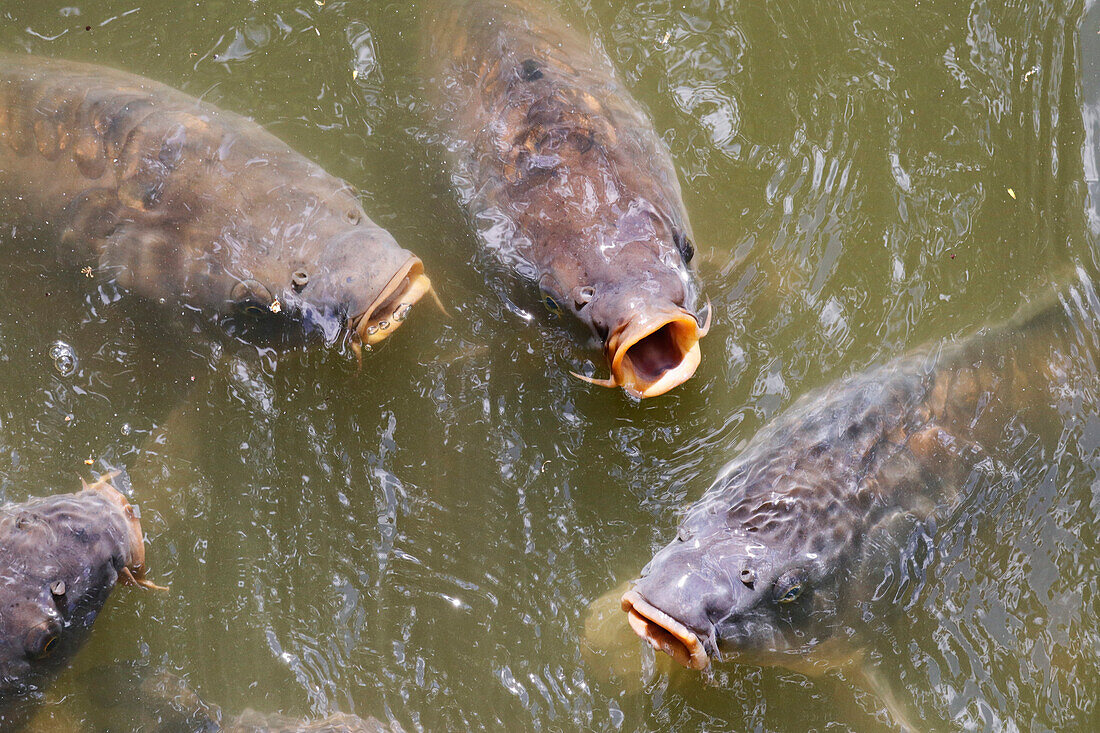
844, 661, 922, 733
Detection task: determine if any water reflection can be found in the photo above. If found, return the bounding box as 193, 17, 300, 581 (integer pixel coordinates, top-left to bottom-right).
0, 0, 1096, 730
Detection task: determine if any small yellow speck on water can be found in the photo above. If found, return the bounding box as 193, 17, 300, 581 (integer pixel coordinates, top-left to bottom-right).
315, 0, 324, 5
81, 266, 93, 277
1008, 188, 1017, 199
661, 31, 671, 44
64, 415, 71, 422
269, 298, 282, 314
352, 69, 359, 80
84, 458, 94, 465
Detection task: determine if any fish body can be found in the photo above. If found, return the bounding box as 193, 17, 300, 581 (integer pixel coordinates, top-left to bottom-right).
95, 669, 393, 732
621, 285, 1084, 673
0, 475, 159, 727
427, 0, 708, 397
0, 53, 431, 349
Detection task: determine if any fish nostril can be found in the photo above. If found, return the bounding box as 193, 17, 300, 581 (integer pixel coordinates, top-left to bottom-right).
574, 286, 595, 310
292, 269, 310, 292
345, 209, 362, 226
739, 568, 755, 588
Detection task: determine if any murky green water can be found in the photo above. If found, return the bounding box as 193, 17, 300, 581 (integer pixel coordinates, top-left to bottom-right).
1, 0, 1097, 730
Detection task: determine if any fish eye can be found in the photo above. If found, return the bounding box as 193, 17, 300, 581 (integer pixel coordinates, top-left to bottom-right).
774, 570, 805, 604
542, 294, 563, 316
243, 303, 268, 317
24, 622, 61, 660
673, 230, 695, 263
518, 58, 543, 81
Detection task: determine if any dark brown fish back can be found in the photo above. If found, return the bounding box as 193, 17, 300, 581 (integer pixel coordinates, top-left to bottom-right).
428, 0, 696, 313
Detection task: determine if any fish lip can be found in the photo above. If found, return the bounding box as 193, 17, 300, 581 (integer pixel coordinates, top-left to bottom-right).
621, 588, 711, 670
351, 257, 433, 346
604, 304, 710, 398
79, 474, 162, 590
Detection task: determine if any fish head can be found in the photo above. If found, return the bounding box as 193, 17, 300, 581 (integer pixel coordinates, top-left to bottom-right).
621, 466, 861, 670
568, 204, 709, 398
214, 179, 435, 349
0, 479, 154, 695
277, 226, 434, 348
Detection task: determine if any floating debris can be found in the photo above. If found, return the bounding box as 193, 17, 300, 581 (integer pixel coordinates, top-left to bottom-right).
81, 265, 93, 277
1008, 188, 1017, 199
269, 298, 282, 313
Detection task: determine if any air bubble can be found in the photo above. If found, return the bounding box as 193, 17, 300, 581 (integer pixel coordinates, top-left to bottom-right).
49, 341, 78, 377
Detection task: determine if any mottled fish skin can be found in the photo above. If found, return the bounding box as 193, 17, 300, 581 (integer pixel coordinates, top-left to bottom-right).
622, 279, 1093, 671
0, 476, 158, 727
427, 0, 708, 398
0, 53, 430, 349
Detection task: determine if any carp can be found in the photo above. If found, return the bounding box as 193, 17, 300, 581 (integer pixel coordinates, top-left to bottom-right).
85, 668, 392, 732
0, 474, 162, 727
426, 0, 709, 398
619, 277, 1095, 722
0, 53, 433, 352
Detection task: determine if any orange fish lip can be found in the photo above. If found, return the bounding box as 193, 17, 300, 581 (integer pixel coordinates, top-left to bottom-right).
621, 589, 710, 670
574, 301, 710, 398
80, 473, 166, 591
351, 257, 437, 346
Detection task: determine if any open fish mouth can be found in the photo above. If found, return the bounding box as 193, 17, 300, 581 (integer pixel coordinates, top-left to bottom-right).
80, 473, 166, 591
352, 258, 437, 347
621, 589, 710, 670
574, 302, 710, 398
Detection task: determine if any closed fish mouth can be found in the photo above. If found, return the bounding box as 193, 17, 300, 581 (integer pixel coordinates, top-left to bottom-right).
575, 302, 710, 398
352, 258, 437, 346
621, 589, 710, 670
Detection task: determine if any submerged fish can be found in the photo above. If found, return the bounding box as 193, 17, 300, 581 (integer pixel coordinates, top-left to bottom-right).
619, 279, 1093, 718
83, 667, 392, 732
0, 53, 433, 352
427, 0, 709, 398
0, 474, 162, 727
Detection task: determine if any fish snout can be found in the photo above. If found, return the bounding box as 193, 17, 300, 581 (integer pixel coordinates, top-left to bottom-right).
308, 230, 438, 348
621, 587, 712, 670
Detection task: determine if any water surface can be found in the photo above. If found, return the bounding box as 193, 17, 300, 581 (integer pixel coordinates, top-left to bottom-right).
0, 0, 1096, 730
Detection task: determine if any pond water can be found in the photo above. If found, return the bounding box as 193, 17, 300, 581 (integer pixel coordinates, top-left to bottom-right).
0, 0, 1097, 730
